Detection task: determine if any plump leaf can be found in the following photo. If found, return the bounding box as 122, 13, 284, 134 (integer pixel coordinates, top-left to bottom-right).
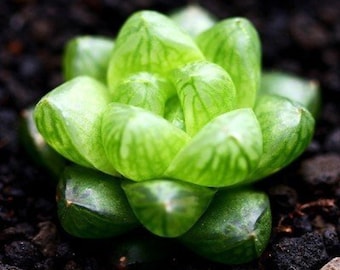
101, 103, 191, 181
107, 10, 204, 90
170, 60, 236, 136
122, 179, 216, 237
170, 4, 217, 37
247, 94, 315, 182
63, 36, 114, 84
259, 71, 321, 118
112, 72, 173, 116
20, 107, 65, 178
57, 165, 139, 238
34, 76, 118, 175
165, 108, 263, 187
196, 18, 261, 108
180, 187, 272, 265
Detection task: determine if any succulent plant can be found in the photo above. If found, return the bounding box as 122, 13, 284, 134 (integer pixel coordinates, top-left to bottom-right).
28, 6, 318, 264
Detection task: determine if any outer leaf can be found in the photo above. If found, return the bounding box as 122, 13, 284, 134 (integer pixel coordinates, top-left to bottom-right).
196, 18, 261, 108
20, 107, 65, 178
63, 36, 114, 83
112, 72, 173, 116
170, 4, 217, 37
247, 94, 315, 182
165, 109, 263, 187
259, 71, 321, 118
34, 76, 118, 176
122, 179, 216, 237
101, 103, 191, 181
107, 10, 205, 90
171, 60, 236, 136
57, 165, 138, 238
180, 187, 272, 265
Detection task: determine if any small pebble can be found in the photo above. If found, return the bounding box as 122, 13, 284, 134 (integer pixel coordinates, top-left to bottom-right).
325, 129, 340, 154
320, 257, 340, 270
269, 232, 329, 269
300, 154, 340, 185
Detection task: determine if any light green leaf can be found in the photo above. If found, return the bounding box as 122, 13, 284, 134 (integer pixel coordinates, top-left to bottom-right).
20, 107, 65, 178
180, 187, 271, 264
170, 4, 217, 37
107, 10, 205, 91
57, 165, 138, 238
196, 17, 261, 108
247, 94, 315, 182
259, 71, 321, 118
101, 103, 191, 181
122, 179, 216, 237
63, 36, 114, 84
34, 76, 118, 176
170, 60, 236, 136
112, 72, 173, 116
165, 109, 263, 187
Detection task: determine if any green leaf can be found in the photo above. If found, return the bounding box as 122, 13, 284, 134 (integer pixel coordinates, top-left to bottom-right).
107, 10, 204, 90
196, 18, 261, 108
57, 165, 139, 238
165, 108, 263, 187
170, 4, 217, 37
34, 76, 118, 176
180, 187, 272, 265
170, 60, 236, 136
247, 94, 315, 182
63, 36, 114, 84
101, 103, 191, 181
164, 96, 185, 130
259, 71, 321, 118
20, 107, 65, 179
112, 72, 173, 116
122, 179, 216, 237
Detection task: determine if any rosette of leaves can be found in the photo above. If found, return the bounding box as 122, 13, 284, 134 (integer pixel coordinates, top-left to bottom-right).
32, 7, 318, 264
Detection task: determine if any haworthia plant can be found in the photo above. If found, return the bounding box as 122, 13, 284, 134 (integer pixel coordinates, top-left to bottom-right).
30, 6, 319, 265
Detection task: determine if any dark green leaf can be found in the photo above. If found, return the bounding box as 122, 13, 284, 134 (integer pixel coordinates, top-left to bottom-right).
180, 187, 272, 264
57, 165, 138, 238
122, 179, 215, 237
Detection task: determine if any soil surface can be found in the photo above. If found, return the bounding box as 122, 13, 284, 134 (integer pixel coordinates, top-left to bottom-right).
1, 0, 340, 269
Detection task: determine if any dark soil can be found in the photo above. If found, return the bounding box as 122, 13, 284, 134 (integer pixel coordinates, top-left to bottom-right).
1, 0, 340, 269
